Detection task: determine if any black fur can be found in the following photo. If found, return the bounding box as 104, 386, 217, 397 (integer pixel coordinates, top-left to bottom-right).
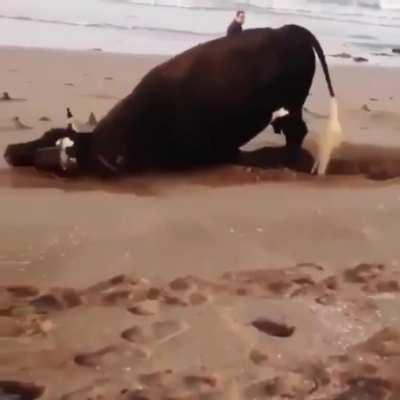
5, 25, 336, 176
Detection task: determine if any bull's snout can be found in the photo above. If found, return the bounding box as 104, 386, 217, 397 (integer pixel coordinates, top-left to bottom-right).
4, 143, 35, 166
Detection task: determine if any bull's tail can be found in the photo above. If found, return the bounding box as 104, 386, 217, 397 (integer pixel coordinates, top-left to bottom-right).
307, 30, 343, 176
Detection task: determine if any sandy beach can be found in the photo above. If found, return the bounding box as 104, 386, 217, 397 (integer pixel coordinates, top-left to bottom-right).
1, 46, 400, 399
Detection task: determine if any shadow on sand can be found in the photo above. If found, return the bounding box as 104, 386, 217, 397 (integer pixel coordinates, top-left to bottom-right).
1, 141, 400, 196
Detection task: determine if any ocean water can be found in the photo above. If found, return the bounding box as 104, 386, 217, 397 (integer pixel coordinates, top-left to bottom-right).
0, 0, 399, 65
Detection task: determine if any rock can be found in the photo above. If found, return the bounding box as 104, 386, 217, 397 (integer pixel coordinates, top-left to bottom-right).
361, 104, 371, 112
372, 52, 393, 57
0, 381, 45, 400
330, 52, 352, 59
87, 112, 97, 126
251, 318, 295, 338
369, 98, 378, 102
392, 48, 400, 54
38, 116, 51, 122
353, 56, 369, 63
1, 91, 11, 100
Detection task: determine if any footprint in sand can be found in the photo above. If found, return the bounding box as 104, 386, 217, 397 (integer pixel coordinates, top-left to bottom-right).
342, 263, 400, 294
74, 343, 150, 370
59, 379, 115, 400
30, 287, 83, 314
128, 299, 160, 316
123, 370, 222, 400
222, 265, 321, 299
162, 276, 215, 308
121, 319, 189, 346
83, 274, 151, 307
6, 285, 39, 298
333, 377, 391, 400
243, 374, 317, 400
0, 316, 25, 338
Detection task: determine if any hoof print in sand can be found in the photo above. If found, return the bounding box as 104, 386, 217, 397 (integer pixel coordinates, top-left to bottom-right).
121, 320, 188, 345
251, 318, 295, 338
0, 381, 45, 400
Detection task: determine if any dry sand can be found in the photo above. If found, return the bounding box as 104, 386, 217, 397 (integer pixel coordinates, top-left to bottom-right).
1, 46, 400, 399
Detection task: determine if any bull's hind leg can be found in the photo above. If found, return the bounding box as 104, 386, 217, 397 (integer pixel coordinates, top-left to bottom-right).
278, 107, 308, 165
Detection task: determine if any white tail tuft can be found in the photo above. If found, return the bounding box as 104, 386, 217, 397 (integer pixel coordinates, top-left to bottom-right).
311, 97, 343, 175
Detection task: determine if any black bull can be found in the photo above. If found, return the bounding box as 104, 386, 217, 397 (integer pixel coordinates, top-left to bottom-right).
4, 24, 342, 176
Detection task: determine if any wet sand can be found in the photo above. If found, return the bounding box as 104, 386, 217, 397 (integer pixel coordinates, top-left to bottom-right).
1, 46, 400, 399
